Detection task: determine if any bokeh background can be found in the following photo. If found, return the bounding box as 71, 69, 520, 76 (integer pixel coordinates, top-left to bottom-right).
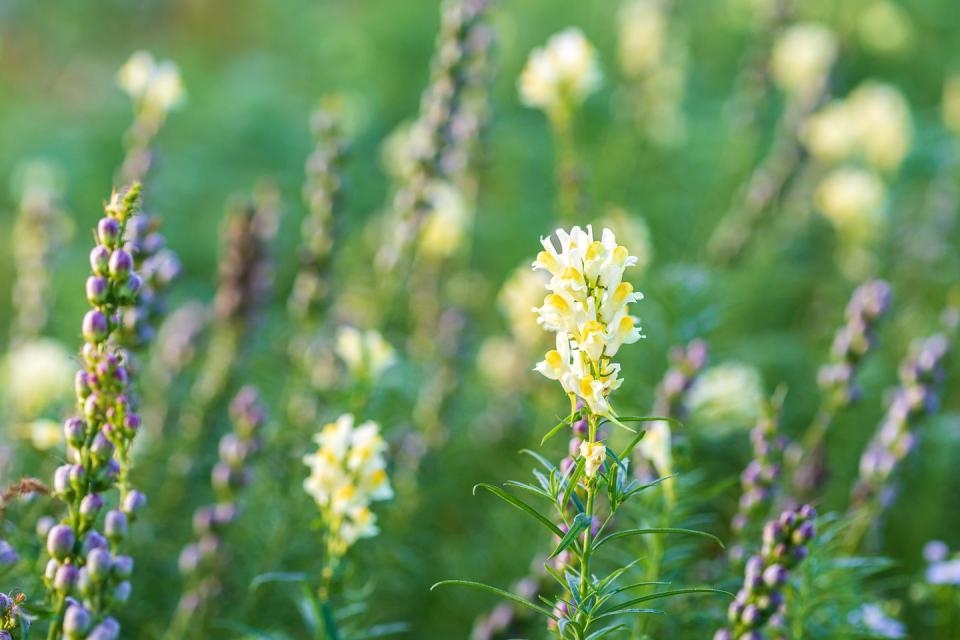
1, 0, 959, 637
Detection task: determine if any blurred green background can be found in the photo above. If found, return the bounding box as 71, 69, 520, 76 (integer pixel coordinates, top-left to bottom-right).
1, 0, 959, 637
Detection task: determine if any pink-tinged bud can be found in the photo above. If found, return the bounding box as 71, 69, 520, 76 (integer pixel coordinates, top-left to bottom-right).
82, 310, 109, 343
86, 275, 110, 305
47, 524, 75, 560
108, 248, 133, 279
89, 245, 111, 275
97, 217, 121, 247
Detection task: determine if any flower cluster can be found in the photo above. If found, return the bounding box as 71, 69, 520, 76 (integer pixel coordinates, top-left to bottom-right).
818, 280, 892, 407
174, 387, 268, 631
43, 184, 148, 638
853, 333, 950, 507
730, 393, 786, 564
303, 414, 393, 559
1, 591, 27, 639
288, 107, 347, 323
769, 23, 837, 102
334, 326, 396, 384
716, 505, 817, 640
519, 28, 602, 114
532, 226, 644, 416
922, 540, 960, 586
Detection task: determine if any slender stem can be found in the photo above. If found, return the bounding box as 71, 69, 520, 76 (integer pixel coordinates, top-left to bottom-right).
578, 414, 598, 609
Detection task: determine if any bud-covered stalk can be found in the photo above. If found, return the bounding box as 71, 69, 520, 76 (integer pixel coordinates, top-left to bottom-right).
42, 184, 147, 639
716, 505, 817, 640
375, 0, 493, 272
789, 280, 892, 498
729, 390, 787, 565
288, 107, 347, 324
168, 387, 268, 639
846, 333, 950, 549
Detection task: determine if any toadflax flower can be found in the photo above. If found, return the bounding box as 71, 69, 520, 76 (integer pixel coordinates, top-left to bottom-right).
532, 225, 644, 417
3, 338, 75, 420
519, 28, 602, 113
303, 414, 393, 556
334, 326, 396, 383
579, 441, 607, 478
117, 51, 185, 116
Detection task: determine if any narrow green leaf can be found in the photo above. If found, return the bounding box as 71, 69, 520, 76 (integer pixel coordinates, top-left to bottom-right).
473, 483, 563, 537
600, 588, 732, 614
249, 571, 309, 591
592, 608, 664, 622
560, 456, 585, 512
431, 580, 557, 619
520, 449, 557, 472
503, 480, 552, 501
550, 513, 591, 559
594, 527, 725, 550
541, 416, 572, 446
585, 623, 628, 639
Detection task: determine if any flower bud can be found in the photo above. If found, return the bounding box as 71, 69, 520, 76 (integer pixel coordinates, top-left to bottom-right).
44, 558, 59, 582
68, 464, 86, 490
47, 524, 76, 561
86, 547, 112, 582
90, 245, 111, 275
112, 580, 132, 604
112, 555, 134, 579
53, 464, 72, 496
86, 276, 110, 306
762, 563, 788, 587
117, 272, 143, 301
75, 370, 92, 399
64, 417, 86, 447
82, 310, 109, 343
108, 248, 133, 279
54, 563, 79, 593
97, 217, 121, 247
0, 541, 18, 568
80, 494, 104, 520
91, 432, 114, 462
121, 490, 147, 516
83, 531, 108, 554
36, 516, 56, 539
63, 602, 92, 637
104, 510, 128, 543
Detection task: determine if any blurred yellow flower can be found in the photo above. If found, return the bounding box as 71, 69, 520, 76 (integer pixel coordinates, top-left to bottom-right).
617, 0, 668, 78
815, 167, 886, 241
118, 50, 186, 115
519, 28, 602, 112
769, 23, 837, 101
688, 362, 763, 430
419, 180, 470, 259
4, 339, 75, 418
334, 326, 396, 382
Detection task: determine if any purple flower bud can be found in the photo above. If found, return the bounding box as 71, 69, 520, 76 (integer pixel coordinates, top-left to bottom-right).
108, 248, 133, 279
112, 555, 134, 579
63, 603, 92, 636
214, 502, 239, 526
90, 245, 111, 275
178, 543, 200, 575
193, 506, 215, 536
36, 516, 56, 539
44, 558, 59, 581
68, 464, 86, 490
123, 412, 141, 434
741, 603, 760, 625
97, 217, 121, 247
763, 564, 788, 587
121, 490, 147, 516
83, 531, 108, 553
79, 494, 104, 519
0, 541, 17, 567
86, 275, 110, 306
798, 504, 817, 521
91, 432, 114, 461
86, 617, 120, 640
54, 563, 79, 593
54, 464, 72, 496
64, 417, 86, 447
112, 580, 131, 604
117, 272, 142, 301
86, 547, 112, 582
82, 310, 109, 343
793, 521, 816, 544
104, 510, 128, 543
713, 631, 733, 640
47, 524, 75, 560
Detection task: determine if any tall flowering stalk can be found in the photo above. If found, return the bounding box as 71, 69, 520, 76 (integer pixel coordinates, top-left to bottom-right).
288, 107, 348, 326
40, 185, 148, 639
715, 505, 817, 640
845, 332, 950, 550
709, 22, 837, 264
788, 280, 892, 499
375, 0, 492, 274
519, 28, 601, 218
168, 386, 268, 639
436, 227, 725, 637
301, 414, 393, 637
177, 188, 279, 448
729, 390, 787, 565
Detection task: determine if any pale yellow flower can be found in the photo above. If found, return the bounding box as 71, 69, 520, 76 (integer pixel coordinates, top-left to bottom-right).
117, 50, 185, 114
419, 180, 470, 259
814, 167, 886, 240
580, 440, 607, 478
335, 326, 396, 381
770, 23, 837, 100
617, 0, 668, 78
4, 339, 75, 418
519, 28, 602, 112
688, 362, 763, 430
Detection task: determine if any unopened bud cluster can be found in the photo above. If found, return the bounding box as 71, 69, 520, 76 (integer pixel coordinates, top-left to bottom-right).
177, 387, 267, 612
853, 333, 949, 506
44, 184, 148, 638
1, 591, 27, 639
716, 505, 817, 640
288, 109, 347, 322
730, 395, 786, 564
818, 280, 892, 406
213, 190, 279, 325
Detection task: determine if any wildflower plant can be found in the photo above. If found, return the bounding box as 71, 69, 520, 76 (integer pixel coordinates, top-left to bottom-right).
435, 226, 726, 638
39, 184, 148, 639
